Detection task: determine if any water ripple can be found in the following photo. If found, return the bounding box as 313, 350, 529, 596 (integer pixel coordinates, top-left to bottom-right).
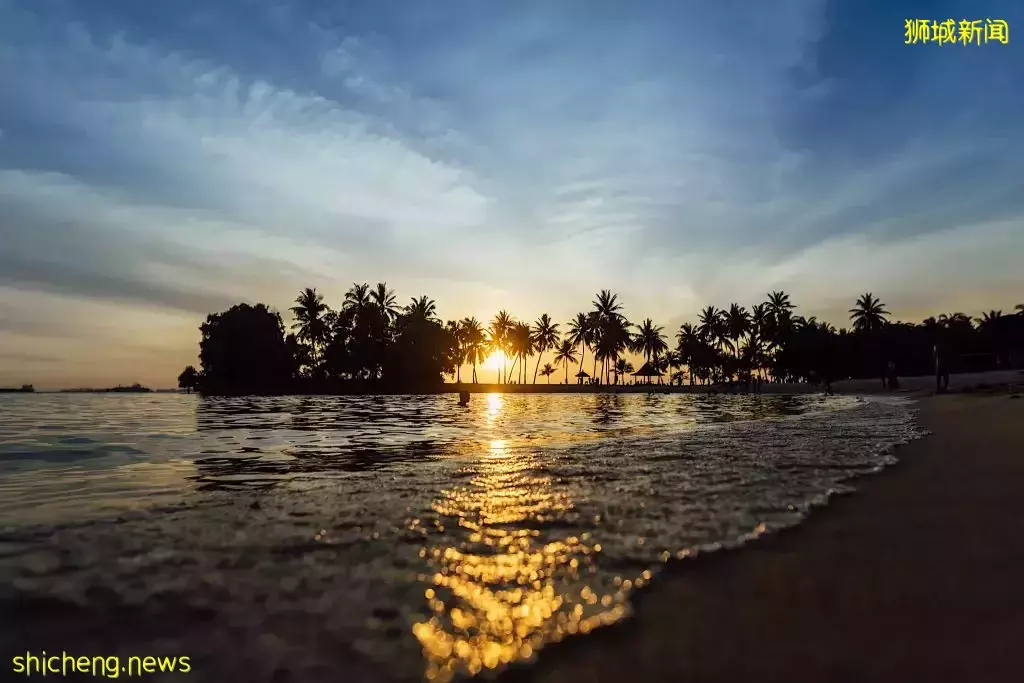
0, 392, 920, 682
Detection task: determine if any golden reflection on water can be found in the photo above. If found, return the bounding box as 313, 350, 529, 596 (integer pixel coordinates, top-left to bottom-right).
410, 401, 629, 681
485, 393, 502, 423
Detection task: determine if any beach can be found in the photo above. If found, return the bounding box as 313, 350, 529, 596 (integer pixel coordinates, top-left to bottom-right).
506, 392, 1024, 683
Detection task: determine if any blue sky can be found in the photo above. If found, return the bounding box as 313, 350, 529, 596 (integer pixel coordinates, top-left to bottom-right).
1, 0, 1022, 387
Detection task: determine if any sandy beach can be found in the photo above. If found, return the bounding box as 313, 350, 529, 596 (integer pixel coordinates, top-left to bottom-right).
504, 392, 1024, 683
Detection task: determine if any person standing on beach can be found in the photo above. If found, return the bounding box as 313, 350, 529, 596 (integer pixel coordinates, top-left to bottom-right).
934, 343, 950, 393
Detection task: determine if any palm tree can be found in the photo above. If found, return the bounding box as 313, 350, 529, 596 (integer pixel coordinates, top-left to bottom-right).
445, 320, 465, 382
344, 282, 371, 314
676, 322, 700, 385
489, 310, 514, 383
506, 321, 534, 383
592, 289, 624, 320
724, 303, 750, 359
632, 318, 668, 383
848, 293, 890, 332
404, 295, 438, 323
590, 290, 631, 384
553, 339, 577, 384
595, 315, 632, 384
697, 306, 721, 344
975, 310, 1003, 329
540, 363, 557, 384
765, 290, 795, 318
370, 282, 399, 320
290, 287, 329, 369
613, 358, 635, 384
460, 317, 486, 383
567, 312, 593, 380
663, 349, 682, 385
530, 314, 560, 383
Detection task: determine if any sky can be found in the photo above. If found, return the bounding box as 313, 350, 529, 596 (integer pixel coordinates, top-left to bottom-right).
1, 0, 1022, 388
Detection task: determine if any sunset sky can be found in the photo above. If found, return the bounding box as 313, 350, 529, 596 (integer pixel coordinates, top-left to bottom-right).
2, 0, 1022, 388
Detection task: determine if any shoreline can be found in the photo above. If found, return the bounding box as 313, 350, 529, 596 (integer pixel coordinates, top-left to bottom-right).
502, 392, 1024, 682
7, 369, 1018, 396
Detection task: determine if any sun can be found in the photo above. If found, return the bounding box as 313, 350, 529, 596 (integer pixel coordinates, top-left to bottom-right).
483, 350, 507, 370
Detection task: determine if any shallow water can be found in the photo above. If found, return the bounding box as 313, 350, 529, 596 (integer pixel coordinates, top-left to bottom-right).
0, 393, 921, 681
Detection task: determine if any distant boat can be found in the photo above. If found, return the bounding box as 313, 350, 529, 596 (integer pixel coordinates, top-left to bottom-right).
0, 384, 35, 393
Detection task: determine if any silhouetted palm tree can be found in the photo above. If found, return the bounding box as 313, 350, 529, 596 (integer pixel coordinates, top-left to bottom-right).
489, 310, 514, 383
507, 321, 534, 383
595, 315, 632, 384
697, 306, 721, 345
530, 313, 560, 383
592, 289, 624, 321
613, 358, 634, 384
460, 317, 486, 383
848, 293, 890, 332
404, 296, 438, 324
676, 322, 700, 385
725, 303, 750, 359
975, 310, 1003, 329
590, 290, 631, 383
632, 318, 667, 383
938, 312, 973, 329
567, 312, 593, 380
344, 283, 371, 314
765, 291, 795, 317
553, 339, 577, 384
290, 287, 330, 369
663, 349, 682, 385
540, 363, 556, 383
370, 282, 399, 320
445, 320, 464, 382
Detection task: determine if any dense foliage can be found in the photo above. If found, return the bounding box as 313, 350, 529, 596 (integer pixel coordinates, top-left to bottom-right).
182, 284, 1024, 394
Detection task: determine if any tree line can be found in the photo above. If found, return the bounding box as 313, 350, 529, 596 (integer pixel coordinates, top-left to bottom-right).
177, 284, 1024, 394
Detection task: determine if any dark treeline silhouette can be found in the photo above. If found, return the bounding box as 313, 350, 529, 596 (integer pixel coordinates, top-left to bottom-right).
179, 284, 1024, 395
59, 383, 153, 393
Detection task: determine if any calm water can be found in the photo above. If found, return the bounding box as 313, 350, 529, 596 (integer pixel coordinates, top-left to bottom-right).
0, 393, 921, 681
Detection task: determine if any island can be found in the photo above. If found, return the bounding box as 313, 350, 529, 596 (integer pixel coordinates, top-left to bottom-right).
59, 383, 153, 394
0, 384, 35, 393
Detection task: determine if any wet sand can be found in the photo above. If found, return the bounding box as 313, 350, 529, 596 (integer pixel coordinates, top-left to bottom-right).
506, 393, 1024, 683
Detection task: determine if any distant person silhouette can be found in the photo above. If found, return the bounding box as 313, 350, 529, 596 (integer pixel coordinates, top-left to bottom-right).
458, 390, 470, 406
887, 360, 899, 390
934, 343, 950, 393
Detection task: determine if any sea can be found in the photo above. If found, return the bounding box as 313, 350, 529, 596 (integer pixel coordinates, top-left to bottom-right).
0, 392, 923, 682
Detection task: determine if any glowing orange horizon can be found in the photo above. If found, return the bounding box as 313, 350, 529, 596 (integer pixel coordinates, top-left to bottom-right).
482, 350, 507, 370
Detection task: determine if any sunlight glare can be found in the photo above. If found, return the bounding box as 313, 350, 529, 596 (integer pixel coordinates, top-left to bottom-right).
482, 350, 507, 370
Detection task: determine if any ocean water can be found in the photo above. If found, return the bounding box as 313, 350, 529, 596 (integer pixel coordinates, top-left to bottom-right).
0, 393, 922, 681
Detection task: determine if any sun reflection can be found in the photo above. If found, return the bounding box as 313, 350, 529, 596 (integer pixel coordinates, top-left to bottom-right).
410, 438, 629, 681
485, 394, 502, 423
